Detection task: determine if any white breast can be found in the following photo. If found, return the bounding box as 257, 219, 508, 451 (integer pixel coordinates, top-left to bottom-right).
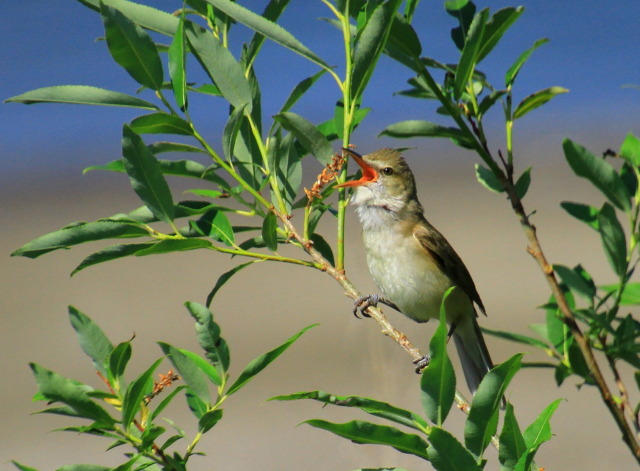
358, 207, 452, 323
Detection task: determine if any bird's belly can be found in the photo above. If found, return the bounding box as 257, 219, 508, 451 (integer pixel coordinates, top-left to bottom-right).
363, 229, 452, 323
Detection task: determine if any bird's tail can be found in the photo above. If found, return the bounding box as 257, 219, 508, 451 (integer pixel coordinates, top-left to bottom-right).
451, 315, 494, 395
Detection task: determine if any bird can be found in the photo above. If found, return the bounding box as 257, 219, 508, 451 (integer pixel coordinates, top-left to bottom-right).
335, 147, 495, 395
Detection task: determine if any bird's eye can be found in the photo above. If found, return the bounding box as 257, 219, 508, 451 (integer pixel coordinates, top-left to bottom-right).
381, 167, 394, 176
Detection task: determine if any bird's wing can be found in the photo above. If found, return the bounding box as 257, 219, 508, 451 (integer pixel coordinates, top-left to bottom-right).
413, 219, 486, 315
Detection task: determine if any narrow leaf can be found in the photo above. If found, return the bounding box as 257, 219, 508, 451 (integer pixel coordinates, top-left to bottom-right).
203, 0, 331, 71
560, 201, 599, 230
563, 139, 630, 211
168, 18, 188, 110
513, 86, 568, 120
598, 203, 627, 276
76, 0, 178, 36
515, 167, 532, 199
159, 343, 210, 405
122, 125, 175, 223
506, 38, 549, 87
68, 306, 114, 376
5, 85, 160, 110
135, 239, 211, 256
477, 7, 523, 63
465, 354, 523, 458
309, 233, 335, 266
270, 390, 428, 432
454, 9, 488, 100
421, 300, 455, 426
553, 264, 596, 302
277, 70, 327, 116
262, 212, 279, 252
481, 326, 549, 350
498, 403, 527, 471
428, 427, 483, 471
206, 261, 256, 307
306, 420, 429, 460
381, 120, 474, 147
11, 220, 149, 259
523, 398, 563, 447
72, 243, 155, 275
620, 132, 640, 166
100, 3, 164, 90
475, 163, 504, 193
226, 324, 317, 395
199, 408, 223, 433
185, 21, 252, 110
30, 363, 115, 426
274, 112, 334, 164
130, 113, 193, 135
185, 301, 230, 372
122, 358, 163, 428
108, 341, 132, 384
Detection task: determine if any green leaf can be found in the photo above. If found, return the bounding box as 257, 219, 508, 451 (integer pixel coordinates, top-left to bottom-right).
203, 0, 331, 72
454, 8, 488, 100
498, 403, 527, 471
72, 243, 155, 275
598, 203, 627, 276
135, 239, 211, 256
563, 138, 631, 211
421, 300, 455, 426
122, 125, 175, 224
185, 391, 208, 419
384, 12, 422, 72
277, 70, 327, 117
150, 384, 187, 421
620, 132, 640, 166
270, 390, 428, 432
185, 301, 230, 372
108, 341, 132, 384
273, 132, 303, 208
427, 427, 482, 471
76, 0, 179, 36
226, 324, 317, 395
513, 86, 568, 120
465, 354, 523, 459
505, 38, 549, 87
206, 261, 256, 307
185, 21, 252, 110
478, 89, 506, 116
223, 104, 248, 161
30, 363, 115, 426
11, 462, 40, 471
244, 0, 293, 66
274, 112, 334, 165
560, 201, 599, 230
121, 357, 163, 428
148, 142, 205, 154
523, 398, 562, 447
206, 210, 235, 246
178, 348, 222, 387
11, 220, 149, 259
351, 0, 402, 99
130, 113, 193, 135
475, 163, 504, 193
198, 408, 223, 433
446, 0, 476, 51
168, 18, 188, 110
68, 306, 114, 377
381, 120, 474, 147
553, 264, 596, 302
306, 420, 429, 460
601, 282, 640, 305
477, 7, 523, 63
262, 212, 279, 252
309, 233, 335, 266
515, 167, 532, 199
159, 343, 210, 405
100, 2, 164, 90
5, 85, 160, 110
481, 326, 549, 350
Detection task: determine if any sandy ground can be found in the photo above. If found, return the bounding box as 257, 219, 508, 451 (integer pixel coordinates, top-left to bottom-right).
2, 148, 638, 470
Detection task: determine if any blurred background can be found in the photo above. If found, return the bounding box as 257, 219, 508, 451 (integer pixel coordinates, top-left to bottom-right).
2, 0, 639, 469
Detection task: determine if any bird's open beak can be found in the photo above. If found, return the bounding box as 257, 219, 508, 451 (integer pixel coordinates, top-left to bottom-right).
334, 148, 378, 188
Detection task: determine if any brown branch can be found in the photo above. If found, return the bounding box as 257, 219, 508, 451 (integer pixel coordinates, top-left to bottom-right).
500, 173, 640, 463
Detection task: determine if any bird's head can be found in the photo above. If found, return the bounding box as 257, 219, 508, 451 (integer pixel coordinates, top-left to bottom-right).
335, 148, 421, 216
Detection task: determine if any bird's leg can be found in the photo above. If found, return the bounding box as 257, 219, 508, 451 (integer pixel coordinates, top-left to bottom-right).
413, 355, 431, 373
352, 294, 401, 318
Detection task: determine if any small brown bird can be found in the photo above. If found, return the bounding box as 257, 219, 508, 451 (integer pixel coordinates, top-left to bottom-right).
336, 147, 495, 394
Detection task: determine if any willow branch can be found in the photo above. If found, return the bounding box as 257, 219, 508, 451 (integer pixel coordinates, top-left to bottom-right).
500, 174, 640, 463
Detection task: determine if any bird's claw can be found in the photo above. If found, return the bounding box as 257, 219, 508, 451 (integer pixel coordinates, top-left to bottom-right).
413, 355, 431, 373
352, 294, 381, 318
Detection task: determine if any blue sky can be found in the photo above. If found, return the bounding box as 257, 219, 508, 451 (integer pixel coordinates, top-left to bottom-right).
2, 0, 639, 182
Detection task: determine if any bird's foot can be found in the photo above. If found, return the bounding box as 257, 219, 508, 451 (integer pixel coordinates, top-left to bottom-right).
352, 294, 380, 318
413, 355, 431, 373
352, 294, 401, 318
